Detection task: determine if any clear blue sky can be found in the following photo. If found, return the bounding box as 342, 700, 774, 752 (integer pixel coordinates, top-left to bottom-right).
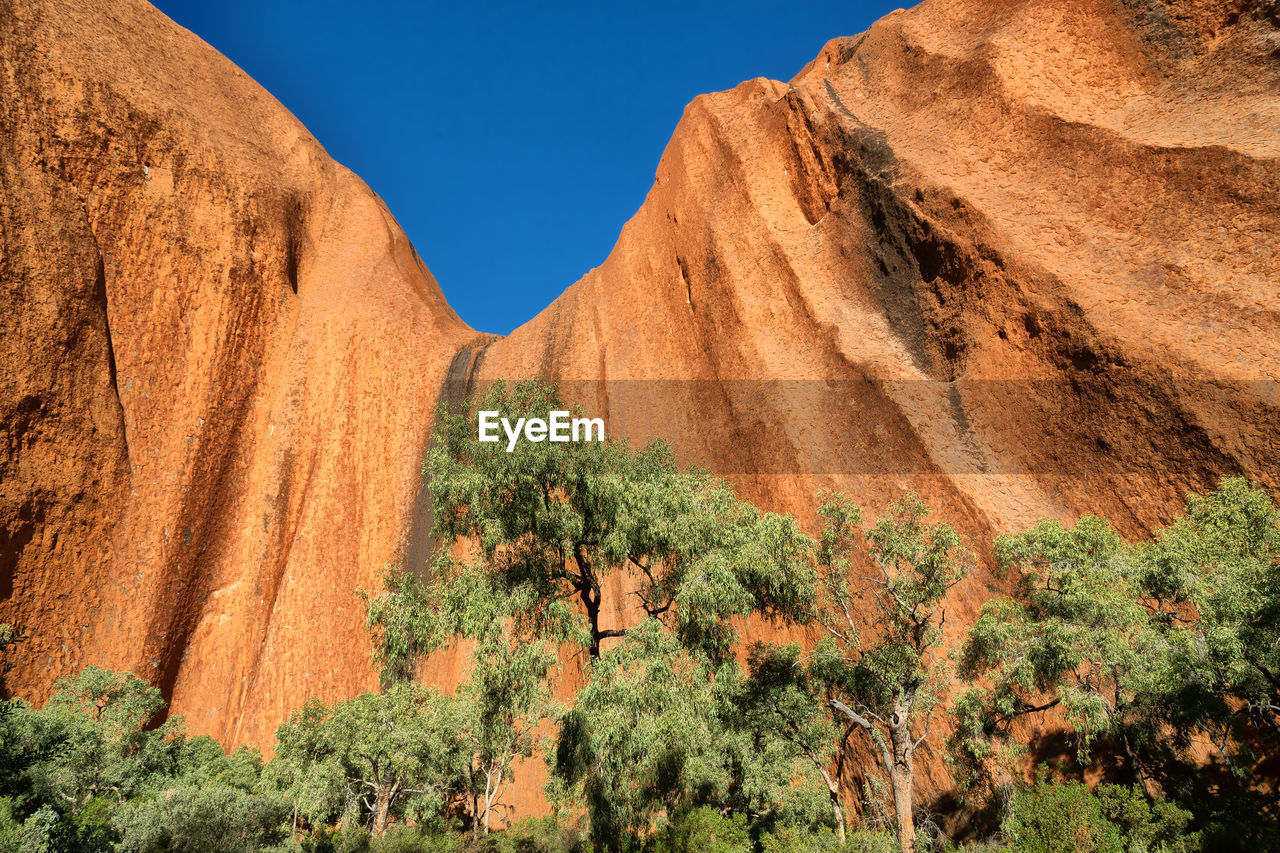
152, 1, 901, 335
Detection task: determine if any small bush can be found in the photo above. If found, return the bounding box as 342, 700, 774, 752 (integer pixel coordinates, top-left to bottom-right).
1094, 783, 1197, 852
497, 816, 586, 853
1004, 779, 1123, 853
760, 823, 891, 852
648, 807, 751, 853
112, 785, 290, 852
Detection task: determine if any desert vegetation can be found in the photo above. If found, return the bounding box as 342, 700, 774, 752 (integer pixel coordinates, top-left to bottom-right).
1, 381, 1276, 852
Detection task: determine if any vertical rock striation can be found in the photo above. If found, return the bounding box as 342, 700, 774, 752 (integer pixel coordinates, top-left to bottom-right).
0, 0, 480, 747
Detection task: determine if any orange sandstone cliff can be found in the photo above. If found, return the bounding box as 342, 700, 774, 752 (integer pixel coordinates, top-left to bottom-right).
0, 0, 481, 747
2, 0, 1278, 804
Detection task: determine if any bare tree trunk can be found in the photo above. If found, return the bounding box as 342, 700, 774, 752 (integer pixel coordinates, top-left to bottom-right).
827, 698, 916, 851
481, 764, 503, 834
889, 705, 916, 853
889, 761, 915, 853
818, 766, 846, 845
372, 773, 396, 837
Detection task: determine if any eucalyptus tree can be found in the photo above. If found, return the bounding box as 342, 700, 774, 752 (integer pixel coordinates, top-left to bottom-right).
737, 642, 847, 843
366, 378, 819, 844
271, 684, 466, 837
407, 378, 817, 665
363, 561, 555, 834
455, 602, 555, 834
950, 515, 1172, 795
26, 666, 187, 808
1139, 477, 1280, 741
553, 619, 828, 851
807, 492, 973, 853
952, 478, 1280, 799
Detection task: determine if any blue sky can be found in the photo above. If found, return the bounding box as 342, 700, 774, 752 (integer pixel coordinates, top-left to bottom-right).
153, 1, 901, 335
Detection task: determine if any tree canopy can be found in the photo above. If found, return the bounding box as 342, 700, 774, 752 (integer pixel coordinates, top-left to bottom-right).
405, 378, 817, 665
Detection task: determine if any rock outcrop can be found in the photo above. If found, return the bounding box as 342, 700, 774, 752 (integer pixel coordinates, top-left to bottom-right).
2, 0, 1278, 809
0, 0, 481, 747
476, 0, 1280, 539
465, 0, 1280, 797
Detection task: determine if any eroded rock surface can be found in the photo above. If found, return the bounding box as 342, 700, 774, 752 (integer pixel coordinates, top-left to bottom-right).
0, 0, 480, 747
2, 0, 1278, 809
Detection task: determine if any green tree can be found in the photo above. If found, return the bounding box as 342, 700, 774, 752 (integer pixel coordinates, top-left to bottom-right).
808, 493, 972, 853
367, 379, 819, 843
26, 667, 186, 808
416, 379, 815, 665
954, 479, 1280, 800
952, 478, 1280, 850
1139, 477, 1280, 744
364, 562, 556, 834
1093, 782, 1197, 852
951, 515, 1172, 794
737, 643, 847, 843
649, 806, 752, 853
553, 620, 825, 851
271, 684, 466, 837
1002, 775, 1197, 853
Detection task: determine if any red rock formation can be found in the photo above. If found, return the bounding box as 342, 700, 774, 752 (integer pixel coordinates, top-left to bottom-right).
477, 0, 1280, 542
2, 0, 1278, 814
0, 0, 481, 748
467, 0, 1280, 802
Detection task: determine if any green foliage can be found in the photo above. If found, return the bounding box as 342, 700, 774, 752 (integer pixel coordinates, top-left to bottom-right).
177, 738, 267, 791
1004, 778, 1123, 853
1139, 477, 1280, 749
3, 466, 1277, 852
271, 684, 467, 835
740, 644, 837, 767
1092, 783, 1197, 852
110, 785, 290, 852
26, 667, 187, 808
553, 620, 828, 848
488, 815, 586, 853
758, 822, 860, 853
406, 378, 816, 665
809, 492, 972, 851
952, 515, 1164, 787
364, 559, 556, 833
367, 380, 820, 845
648, 807, 751, 853
1003, 777, 1197, 853
735, 643, 844, 833
954, 478, 1280, 803
555, 620, 729, 844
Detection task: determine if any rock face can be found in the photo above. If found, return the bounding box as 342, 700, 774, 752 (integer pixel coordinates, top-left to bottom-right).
475, 0, 1280, 541
465, 0, 1280, 798
2, 0, 1278, 809
0, 0, 481, 747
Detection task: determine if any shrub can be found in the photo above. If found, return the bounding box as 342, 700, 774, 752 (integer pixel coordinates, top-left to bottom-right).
497, 816, 586, 853
760, 822, 879, 852
1094, 784, 1197, 852
1004, 779, 1122, 853
649, 807, 751, 853
111, 785, 290, 852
